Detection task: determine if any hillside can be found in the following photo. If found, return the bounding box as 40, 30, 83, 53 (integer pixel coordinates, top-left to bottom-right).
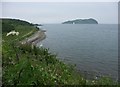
62, 18, 98, 24
2, 18, 116, 86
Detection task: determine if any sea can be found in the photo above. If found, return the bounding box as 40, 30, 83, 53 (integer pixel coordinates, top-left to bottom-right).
37, 24, 118, 80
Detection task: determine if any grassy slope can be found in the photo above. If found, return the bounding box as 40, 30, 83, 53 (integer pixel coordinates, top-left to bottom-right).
2, 19, 117, 86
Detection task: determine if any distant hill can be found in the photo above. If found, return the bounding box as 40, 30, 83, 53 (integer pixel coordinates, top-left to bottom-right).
1, 18, 34, 32
33, 24, 43, 26
62, 18, 98, 24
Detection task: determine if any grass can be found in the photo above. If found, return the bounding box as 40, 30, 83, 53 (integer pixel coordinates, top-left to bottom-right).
2, 18, 118, 86
2, 25, 38, 42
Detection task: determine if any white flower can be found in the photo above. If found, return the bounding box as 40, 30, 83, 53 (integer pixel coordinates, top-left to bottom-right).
31, 65, 34, 70
6, 30, 19, 36
53, 76, 56, 79
95, 76, 98, 79
16, 32, 19, 36
92, 80, 96, 84
49, 69, 51, 72
86, 80, 88, 83
41, 68, 44, 70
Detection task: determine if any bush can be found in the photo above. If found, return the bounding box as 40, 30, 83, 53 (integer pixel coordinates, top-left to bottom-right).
2, 22, 15, 33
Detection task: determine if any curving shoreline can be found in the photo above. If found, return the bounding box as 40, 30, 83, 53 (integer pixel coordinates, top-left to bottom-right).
21, 30, 46, 45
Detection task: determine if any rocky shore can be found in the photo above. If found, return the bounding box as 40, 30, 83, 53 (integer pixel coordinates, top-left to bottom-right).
21, 30, 46, 45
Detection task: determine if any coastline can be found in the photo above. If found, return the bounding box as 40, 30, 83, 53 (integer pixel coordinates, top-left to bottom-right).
20, 30, 46, 45
3, 19, 117, 85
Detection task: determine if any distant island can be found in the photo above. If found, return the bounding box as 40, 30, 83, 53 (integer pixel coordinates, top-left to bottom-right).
62, 18, 98, 24
33, 24, 43, 26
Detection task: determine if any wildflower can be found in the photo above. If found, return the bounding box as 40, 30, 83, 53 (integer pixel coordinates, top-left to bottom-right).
55, 73, 58, 76
92, 80, 95, 82
39, 67, 44, 71
16, 32, 19, 35
31, 65, 34, 70
6, 30, 19, 36
49, 69, 51, 72
92, 80, 96, 84
95, 76, 98, 79
59, 76, 61, 78
11, 61, 15, 65
53, 76, 56, 79
41, 68, 44, 70
86, 80, 88, 83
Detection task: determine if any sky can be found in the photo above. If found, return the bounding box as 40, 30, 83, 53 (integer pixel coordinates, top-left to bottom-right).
1, 0, 120, 2
1, 2, 118, 24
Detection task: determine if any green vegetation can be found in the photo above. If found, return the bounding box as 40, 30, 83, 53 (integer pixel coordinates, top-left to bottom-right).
2, 22, 15, 33
2, 18, 118, 86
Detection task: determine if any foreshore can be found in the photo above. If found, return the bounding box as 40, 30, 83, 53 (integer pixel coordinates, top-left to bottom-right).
21, 30, 46, 45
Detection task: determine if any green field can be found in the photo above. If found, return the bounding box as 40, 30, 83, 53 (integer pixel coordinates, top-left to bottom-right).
1, 18, 118, 86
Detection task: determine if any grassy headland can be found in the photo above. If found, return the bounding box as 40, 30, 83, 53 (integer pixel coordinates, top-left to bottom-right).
1, 18, 117, 86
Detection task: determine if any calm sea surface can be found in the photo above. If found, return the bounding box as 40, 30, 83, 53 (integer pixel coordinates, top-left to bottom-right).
37, 24, 118, 80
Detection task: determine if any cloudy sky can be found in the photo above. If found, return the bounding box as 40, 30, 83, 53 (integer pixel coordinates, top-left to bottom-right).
2, 2, 118, 24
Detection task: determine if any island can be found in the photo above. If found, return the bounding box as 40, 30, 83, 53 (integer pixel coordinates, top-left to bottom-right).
62, 18, 98, 24
33, 24, 43, 26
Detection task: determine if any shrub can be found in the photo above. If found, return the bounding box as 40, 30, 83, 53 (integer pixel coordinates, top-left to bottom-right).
2, 22, 15, 33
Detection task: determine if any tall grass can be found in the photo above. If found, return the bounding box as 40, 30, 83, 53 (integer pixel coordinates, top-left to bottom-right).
2, 43, 117, 86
